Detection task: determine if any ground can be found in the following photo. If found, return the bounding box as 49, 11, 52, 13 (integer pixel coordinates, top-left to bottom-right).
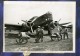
4, 31, 73, 52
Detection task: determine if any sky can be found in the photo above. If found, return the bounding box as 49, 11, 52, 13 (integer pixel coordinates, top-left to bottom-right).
4, 1, 76, 25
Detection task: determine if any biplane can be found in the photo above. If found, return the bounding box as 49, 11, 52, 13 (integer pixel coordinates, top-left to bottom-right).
5, 12, 71, 44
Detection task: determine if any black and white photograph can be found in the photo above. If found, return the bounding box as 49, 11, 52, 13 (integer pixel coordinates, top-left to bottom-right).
4, 1, 76, 53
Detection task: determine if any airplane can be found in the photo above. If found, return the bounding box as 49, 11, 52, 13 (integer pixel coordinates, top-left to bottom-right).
5, 12, 53, 33
5, 12, 71, 32
5, 12, 71, 44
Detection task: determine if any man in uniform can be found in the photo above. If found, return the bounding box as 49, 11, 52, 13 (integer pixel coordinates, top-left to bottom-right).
40, 27, 44, 42
35, 26, 43, 43
62, 27, 69, 39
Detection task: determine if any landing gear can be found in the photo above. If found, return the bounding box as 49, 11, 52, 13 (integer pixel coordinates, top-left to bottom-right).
16, 37, 28, 44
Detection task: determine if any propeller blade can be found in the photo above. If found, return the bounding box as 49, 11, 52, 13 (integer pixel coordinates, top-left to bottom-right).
58, 18, 61, 22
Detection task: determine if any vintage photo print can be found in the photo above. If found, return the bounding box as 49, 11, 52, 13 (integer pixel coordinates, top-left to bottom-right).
3, 1, 76, 53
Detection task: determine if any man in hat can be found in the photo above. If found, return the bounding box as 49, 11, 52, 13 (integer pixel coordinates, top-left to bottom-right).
35, 26, 43, 43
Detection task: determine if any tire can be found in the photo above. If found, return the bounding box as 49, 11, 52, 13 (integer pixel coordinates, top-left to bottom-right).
16, 38, 23, 44
22, 38, 28, 44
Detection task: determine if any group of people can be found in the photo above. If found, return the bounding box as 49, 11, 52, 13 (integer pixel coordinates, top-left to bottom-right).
52, 21, 69, 40
61, 26, 69, 39
18, 20, 69, 44
35, 25, 69, 43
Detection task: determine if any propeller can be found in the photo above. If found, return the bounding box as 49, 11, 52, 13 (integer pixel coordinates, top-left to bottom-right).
21, 20, 27, 23
21, 20, 34, 33
58, 18, 61, 22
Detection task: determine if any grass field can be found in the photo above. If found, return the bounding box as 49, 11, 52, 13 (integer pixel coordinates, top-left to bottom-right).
4, 31, 73, 52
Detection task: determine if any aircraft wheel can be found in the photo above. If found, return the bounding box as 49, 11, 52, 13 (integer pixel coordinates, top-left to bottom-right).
22, 38, 28, 44
16, 38, 28, 44
16, 38, 23, 44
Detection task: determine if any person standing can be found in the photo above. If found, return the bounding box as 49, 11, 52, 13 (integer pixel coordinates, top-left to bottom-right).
62, 27, 69, 39
35, 26, 43, 43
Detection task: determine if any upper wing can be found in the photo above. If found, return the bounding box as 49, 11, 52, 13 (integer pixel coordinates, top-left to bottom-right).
59, 22, 71, 25
61, 23, 72, 28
